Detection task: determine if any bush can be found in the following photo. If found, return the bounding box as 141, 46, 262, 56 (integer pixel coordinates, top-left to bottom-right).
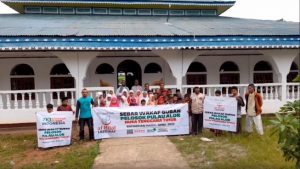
270, 100, 300, 169
292, 75, 300, 82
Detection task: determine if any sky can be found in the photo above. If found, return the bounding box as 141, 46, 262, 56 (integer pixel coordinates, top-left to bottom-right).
0, 0, 299, 22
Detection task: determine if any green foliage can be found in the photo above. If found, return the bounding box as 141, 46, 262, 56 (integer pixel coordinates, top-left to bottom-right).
270, 100, 300, 169
292, 75, 300, 82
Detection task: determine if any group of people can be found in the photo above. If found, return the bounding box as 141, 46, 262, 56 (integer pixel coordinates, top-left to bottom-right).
46, 80, 264, 141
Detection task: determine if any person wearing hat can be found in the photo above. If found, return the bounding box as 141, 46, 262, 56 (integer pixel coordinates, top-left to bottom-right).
94, 92, 106, 107
116, 80, 129, 96
57, 97, 73, 113
105, 94, 112, 107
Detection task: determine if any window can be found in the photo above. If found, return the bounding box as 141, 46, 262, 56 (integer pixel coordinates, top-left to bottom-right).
144, 63, 162, 73
95, 63, 114, 74
10, 64, 35, 100
253, 61, 273, 83
219, 61, 240, 84
186, 62, 207, 85
287, 62, 299, 82
50, 63, 74, 99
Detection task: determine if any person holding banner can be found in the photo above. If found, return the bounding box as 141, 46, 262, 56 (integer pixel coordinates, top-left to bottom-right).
245, 84, 264, 135
230, 86, 245, 134
189, 87, 205, 135
47, 104, 54, 113
75, 88, 95, 141
57, 97, 74, 112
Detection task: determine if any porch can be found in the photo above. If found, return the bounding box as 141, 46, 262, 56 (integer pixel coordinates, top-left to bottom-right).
0, 83, 299, 124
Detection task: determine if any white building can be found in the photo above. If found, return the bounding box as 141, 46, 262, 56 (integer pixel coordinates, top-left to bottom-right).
0, 0, 299, 124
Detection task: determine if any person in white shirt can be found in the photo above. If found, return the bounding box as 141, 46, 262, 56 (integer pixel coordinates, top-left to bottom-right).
131, 79, 143, 93
116, 80, 129, 96
189, 87, 205, 135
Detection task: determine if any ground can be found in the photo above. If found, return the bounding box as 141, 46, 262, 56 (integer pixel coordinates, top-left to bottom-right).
0, 116, 295, 169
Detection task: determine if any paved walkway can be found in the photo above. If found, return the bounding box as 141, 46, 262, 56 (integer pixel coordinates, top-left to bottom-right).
93, 136, 190, 169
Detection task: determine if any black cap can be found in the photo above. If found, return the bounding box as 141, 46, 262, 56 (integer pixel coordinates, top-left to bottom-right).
46, 104, 53, 109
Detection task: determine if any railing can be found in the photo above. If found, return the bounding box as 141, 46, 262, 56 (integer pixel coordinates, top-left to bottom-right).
182, 83, 283, 100
286, 83, 300, 100
0, 83, 299, 110
0, 88, 76, 110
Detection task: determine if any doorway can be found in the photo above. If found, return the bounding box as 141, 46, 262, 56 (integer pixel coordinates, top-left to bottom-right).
117, 60, 142, 89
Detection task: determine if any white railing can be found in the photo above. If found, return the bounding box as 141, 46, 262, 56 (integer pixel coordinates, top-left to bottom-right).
182, 83, 282, 100
0, 88, 76, 110
0, 83, 299, 110
286, 83, 300, 100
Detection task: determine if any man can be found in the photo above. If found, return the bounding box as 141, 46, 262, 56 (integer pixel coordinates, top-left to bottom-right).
47, 103, 54, 113
131, 79, 143, 92
245, 84, 264, 135
116, 80, 129, 95
230, 86, 245, 134
157, 82, 169, 105
143, 83, 150, 92
57, 97, 73, 113
75, 88, 94, 140
189, 87, 205, 135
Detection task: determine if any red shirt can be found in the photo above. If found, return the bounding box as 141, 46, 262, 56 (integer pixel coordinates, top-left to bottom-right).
57, 105, 73, 111
157, 89, 168, 105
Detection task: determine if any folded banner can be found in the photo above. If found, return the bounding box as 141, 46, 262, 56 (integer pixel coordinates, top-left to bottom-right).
203, 96, 237, 132
92, 103, 189, 139
36, 111, 73, 148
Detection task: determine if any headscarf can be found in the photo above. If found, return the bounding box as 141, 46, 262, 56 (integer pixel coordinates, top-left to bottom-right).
148, 95, 157, 106
106, 94, 112, 107
129, 97, 138, 106
135, 90, 142, 105
109, 96, 120, 107
141, 91, 149, 105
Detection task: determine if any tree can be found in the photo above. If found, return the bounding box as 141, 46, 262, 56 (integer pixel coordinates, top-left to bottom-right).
270, 100, 300, 169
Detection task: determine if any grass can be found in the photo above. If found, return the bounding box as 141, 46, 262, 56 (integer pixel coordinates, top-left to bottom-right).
0, 133, 99, 169
169, 116, 295, 169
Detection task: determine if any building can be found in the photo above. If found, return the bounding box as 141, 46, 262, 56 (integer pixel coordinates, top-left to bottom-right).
0, 0, 299, 124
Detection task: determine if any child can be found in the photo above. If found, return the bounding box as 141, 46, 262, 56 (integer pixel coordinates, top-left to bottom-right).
47, 103, 54, 113
57, 97, 73, 112
230, 86, 245, 134
141, 99, 146, 106
109, 96, 120, 107
211, 90, 222, 136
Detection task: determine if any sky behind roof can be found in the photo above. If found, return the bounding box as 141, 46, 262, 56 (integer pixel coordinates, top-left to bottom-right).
0, 0, 299, 22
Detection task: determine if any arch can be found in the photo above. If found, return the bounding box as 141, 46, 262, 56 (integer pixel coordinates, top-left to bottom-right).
253, 61, 273, 83
117, 60, 142, 89
186, 62, 207, 84
95, 63, 114, 74
50, 63, 71, 75
10, 64, 34, 75
254, 61, 273, 71
287, 62, 299, 82
219, 61, 240, 84
219, 61, 239, 72
144, 63, 162, 73
187, 62, 207, 72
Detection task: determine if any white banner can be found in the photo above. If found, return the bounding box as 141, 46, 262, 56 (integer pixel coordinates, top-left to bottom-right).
92, 104, 189, 139
36, 111, 73, 148
203, 96, 237, 132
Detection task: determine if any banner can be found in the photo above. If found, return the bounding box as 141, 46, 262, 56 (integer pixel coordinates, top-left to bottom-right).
203, 96, 237, 132
92, 104, 189, 139
36, 111, 73, 148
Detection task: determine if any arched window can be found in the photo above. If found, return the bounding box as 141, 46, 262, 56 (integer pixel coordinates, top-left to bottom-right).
253, 61, 273, 83
50, 63, 74, 99
10, 64, 35, 100
144, 63, 162, 73
287, 62, 299, 82
95, 63, 114, 74
186, 62, 207, 84
219, 61, 240, 84
50, 63, 70, 75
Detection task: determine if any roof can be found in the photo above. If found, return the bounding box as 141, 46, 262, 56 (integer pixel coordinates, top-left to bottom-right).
0, 14, 299, 37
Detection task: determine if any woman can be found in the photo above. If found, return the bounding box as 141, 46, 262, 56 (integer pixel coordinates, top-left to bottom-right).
141, 91, 149, 105
109, 96, 120, 107
148, 94, 157, 106
135, 90, 142, 105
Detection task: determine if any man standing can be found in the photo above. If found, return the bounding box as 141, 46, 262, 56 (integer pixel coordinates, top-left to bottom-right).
230, 86, 245, 134
116, 80, 129, 95
245, 84, 264, 135
143, 83, 150, 92
189, 87, 205, 135
76, 88, 95, 140
131, 79, 143, 93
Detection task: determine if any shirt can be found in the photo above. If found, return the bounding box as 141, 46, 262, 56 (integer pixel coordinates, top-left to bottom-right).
247, 93, 256, 116
76, 96, 94, 118
57, 105, 73, 112
131, 85, 143, 93
190, 93, 205, 114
